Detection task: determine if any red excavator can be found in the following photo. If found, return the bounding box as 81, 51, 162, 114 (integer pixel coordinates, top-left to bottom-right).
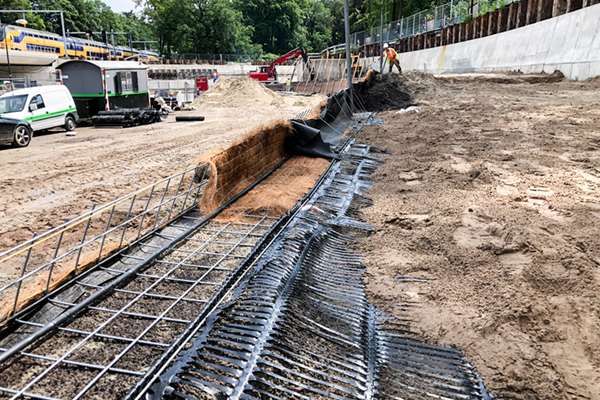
248, 47, 311, 83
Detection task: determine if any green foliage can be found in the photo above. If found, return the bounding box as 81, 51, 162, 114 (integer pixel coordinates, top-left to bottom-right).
262, 53, 279, 61
0, 0, 46, 30
453, 1, 469, 18
233, 0, 307, 54
302, 0, 332, 52
490, 2, 498, 12
498, 0, 507, 8
479, 0, 488, 15
141, 0, 255, 57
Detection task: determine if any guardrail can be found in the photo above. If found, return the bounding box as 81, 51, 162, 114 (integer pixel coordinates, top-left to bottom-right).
0, 77, 62, 94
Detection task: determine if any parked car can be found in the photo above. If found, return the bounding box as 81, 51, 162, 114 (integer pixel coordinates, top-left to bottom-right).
0, 85, 79, 137
0, 117, 33, 147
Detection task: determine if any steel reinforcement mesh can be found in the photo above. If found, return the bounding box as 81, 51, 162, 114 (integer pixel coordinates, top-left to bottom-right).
0, 213, 279, 400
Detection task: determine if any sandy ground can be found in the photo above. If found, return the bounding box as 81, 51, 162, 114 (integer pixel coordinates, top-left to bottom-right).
357, 73, 600, 399
0, 92, 325, 278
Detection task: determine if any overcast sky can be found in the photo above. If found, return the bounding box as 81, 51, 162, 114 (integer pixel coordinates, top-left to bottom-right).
102, 0, 139, 14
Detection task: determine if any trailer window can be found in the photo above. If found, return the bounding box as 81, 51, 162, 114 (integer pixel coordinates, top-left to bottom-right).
120, 71, 133, 93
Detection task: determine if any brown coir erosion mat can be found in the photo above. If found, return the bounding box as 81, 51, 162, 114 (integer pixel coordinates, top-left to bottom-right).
216, 156, 329, 222
198, 121, 291, 215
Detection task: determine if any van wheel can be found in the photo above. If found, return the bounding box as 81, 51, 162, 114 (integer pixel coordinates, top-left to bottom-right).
65, 115, 76, 131
12, 125, 31, 148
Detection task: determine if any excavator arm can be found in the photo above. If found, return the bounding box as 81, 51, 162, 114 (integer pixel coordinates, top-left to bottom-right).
267, 47, 308, 78
249, 47, 309, 82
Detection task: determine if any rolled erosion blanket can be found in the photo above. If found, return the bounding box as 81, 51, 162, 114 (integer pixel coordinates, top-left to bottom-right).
175, 116, 205, 122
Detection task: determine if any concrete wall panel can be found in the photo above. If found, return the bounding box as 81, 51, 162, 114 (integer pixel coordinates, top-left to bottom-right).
395, 3, 600, 80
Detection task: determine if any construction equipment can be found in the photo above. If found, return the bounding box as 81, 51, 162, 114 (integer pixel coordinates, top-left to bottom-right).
248, 47, 310, 83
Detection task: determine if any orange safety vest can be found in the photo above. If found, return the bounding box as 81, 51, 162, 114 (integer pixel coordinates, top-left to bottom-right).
384, 48, 399, 63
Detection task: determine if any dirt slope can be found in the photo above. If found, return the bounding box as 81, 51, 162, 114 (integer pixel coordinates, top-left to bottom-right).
357, 73, 600, 400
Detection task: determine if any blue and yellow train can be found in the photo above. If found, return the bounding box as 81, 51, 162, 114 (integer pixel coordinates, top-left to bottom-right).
1, 24, 160, 63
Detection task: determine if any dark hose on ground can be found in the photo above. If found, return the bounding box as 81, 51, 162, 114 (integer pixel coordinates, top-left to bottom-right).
175, 116, 205, 122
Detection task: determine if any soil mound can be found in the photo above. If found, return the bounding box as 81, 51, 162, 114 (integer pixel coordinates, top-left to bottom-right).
361, 73, 412, 112
523, 70, 564, 84
204, 76, 233, 94
193, 77, 283, 108
400, 70, 448, 97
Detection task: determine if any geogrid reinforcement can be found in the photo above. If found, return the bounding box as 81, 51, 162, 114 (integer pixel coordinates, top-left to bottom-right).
146, 143, 492, 400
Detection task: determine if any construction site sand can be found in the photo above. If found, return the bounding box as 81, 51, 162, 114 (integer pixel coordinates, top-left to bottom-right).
198, 120, 290, 215
357, 72, 600, 400
0, 93, 326, 287
193, 77, 317, 109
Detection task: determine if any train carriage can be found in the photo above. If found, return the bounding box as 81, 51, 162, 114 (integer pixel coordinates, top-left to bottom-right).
0, 24, 159, 65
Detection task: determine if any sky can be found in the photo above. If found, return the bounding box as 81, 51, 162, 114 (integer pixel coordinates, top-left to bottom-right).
102, 0, 139, 14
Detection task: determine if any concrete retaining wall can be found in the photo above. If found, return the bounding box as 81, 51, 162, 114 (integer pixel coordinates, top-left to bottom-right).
395, 2, 600, 80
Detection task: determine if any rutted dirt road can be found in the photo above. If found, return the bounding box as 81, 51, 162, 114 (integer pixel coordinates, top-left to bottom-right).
358, 73, 600, 399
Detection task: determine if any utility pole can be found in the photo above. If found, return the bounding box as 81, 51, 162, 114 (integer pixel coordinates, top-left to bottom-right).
379, 11, 384, 72
4, 39, 12, 90
111, 29, 115, 61
59, 11, 67, 57
343, 0, 354, 115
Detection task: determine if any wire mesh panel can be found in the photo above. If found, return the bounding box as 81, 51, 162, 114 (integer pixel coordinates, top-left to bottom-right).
0, 214, 277, 400
0, 163, 209, 331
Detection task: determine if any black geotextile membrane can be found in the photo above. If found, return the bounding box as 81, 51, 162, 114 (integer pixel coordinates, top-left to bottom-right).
286, 121, 340, 160
286, 89, 355, 159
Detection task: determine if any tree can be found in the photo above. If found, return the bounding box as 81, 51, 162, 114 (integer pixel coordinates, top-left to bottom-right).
139, 0, 256, 57
233, 0, 306, 54
302, 0, 331, 52
0, 0, 46, 30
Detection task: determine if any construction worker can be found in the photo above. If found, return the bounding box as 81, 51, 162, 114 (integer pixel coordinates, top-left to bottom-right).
286, 77, 292, 92
383, 43, 402, 74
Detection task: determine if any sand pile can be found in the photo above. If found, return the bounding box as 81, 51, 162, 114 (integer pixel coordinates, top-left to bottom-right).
193, 77, 283, 108
204, 76, 233, 94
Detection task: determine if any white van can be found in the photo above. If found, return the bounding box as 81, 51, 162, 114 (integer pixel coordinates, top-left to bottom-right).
0, 85, 79, 135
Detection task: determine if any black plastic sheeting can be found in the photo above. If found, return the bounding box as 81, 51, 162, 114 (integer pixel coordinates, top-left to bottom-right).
285, 121, 340, 160
286, 85, 365, 159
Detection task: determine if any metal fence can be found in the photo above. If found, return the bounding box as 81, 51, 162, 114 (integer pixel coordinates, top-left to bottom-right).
171, 54, 259, 63
347, 0, 515, 49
